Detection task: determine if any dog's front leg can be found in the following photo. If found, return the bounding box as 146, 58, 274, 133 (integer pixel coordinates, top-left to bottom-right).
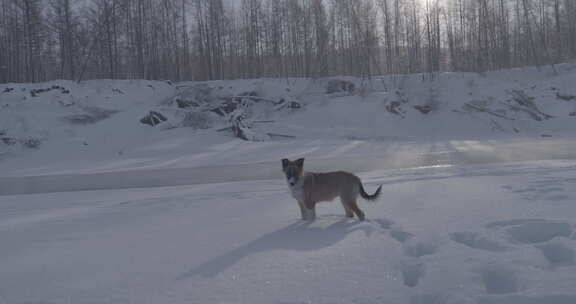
297, 201, 307, 220
304, 201, 316, 221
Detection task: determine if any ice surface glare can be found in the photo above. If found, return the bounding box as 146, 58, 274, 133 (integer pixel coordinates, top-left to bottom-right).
449, 140, 496, 153
3, 138, 576, 195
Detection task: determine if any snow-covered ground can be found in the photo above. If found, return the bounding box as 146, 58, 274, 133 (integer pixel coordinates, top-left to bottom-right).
2, 160, 576, 304
1, 64, 576, 177
2, 64, 576, 303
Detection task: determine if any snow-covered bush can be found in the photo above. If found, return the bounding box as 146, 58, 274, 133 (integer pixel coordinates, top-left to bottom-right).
180, 112, 214, 129
326, 79, 355, 94
62, 107, 118, 125
140, 111, 167, 126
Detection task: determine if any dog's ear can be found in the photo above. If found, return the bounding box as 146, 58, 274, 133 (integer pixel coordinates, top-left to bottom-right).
295, 157, 305, 168
281, 158, 290, 171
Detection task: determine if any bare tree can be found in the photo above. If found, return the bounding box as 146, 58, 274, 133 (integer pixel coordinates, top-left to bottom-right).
3, 0, 576, 83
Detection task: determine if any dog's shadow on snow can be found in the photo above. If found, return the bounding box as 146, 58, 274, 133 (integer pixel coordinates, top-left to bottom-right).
178, 217, 389, 280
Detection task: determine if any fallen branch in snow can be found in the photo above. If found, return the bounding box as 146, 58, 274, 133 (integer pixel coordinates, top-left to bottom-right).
504, 103, 544, 121
175, 85, 195, 90
274, 100, 302, 111
489, 119, 506, 132
233, 124, 270, 141
218, 128, 294, 139
385, 101, 406, 118
463, 103, 515, 120
216, 126, 234, 132
326, 92, 353, 99
507, 90, 554, 120
222, 105, 271, 141
228, 96, 278, 104
556, 92, 576, 101
267, 133, 296, 138
207, 97, 284, 117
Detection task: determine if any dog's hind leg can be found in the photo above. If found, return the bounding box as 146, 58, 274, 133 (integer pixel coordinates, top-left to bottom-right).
306, 206, 316, 221
349, 200, 365, 221
340, 198, 354, 218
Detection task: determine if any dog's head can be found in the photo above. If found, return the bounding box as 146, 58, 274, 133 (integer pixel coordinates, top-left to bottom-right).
282, 158, 304, 186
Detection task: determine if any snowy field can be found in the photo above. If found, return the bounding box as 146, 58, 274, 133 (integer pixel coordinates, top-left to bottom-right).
2, 65, 576, 303
2, 160, 576, 304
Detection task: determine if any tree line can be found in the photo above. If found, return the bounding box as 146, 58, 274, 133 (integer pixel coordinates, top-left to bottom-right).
1, 0, 576, 83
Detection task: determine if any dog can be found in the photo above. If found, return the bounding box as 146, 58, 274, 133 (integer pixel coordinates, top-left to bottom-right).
282, 158, 382, 221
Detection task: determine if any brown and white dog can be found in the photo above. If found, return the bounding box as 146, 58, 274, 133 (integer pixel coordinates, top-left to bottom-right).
282, 158, 382, 221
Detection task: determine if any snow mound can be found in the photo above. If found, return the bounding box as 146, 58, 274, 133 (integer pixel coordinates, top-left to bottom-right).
2, 64, 576, 175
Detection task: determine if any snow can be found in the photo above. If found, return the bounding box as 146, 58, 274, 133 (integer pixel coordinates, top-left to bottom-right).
1, 64, 576, 177
1, 160, 576, 303
2, 64, 576, 303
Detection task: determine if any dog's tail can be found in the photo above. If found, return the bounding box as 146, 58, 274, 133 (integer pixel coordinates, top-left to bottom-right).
359, 182, 382, 201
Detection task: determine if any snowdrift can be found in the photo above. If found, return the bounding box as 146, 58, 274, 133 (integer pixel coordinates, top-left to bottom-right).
1, 64, 576, 176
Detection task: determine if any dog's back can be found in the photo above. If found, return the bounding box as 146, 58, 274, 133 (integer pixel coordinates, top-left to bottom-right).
302, 171, 360, 203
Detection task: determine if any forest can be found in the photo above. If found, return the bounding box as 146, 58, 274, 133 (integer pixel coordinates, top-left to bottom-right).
1, 0, 575, 83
